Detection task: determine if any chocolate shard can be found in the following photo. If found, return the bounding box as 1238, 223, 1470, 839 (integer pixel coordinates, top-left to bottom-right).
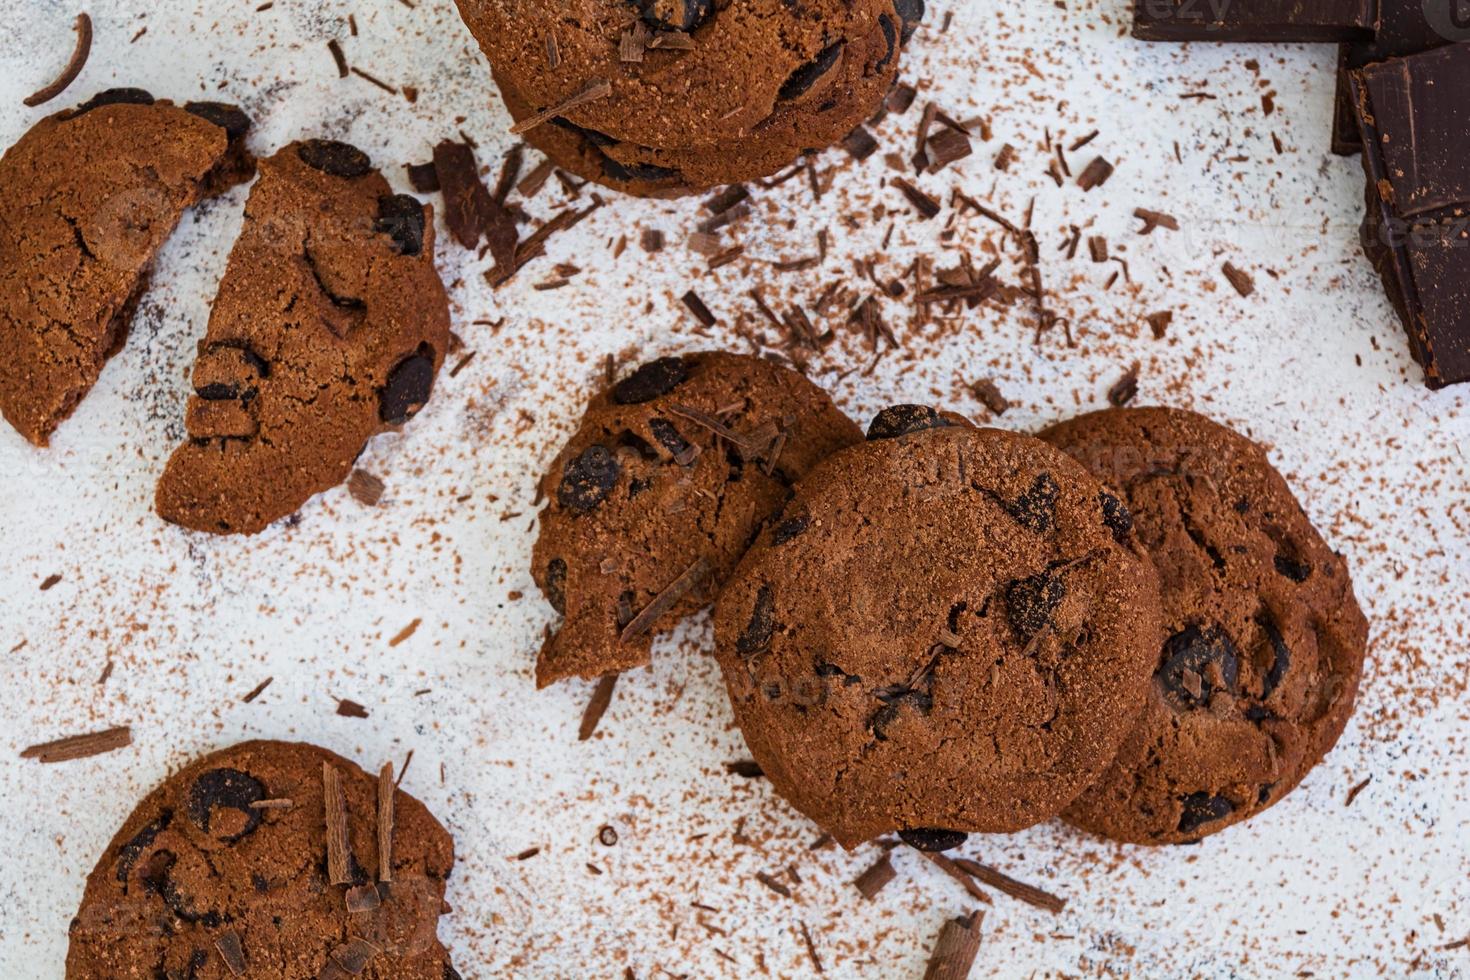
1332, 0, 1459, 155
1132, 0, 1374, 42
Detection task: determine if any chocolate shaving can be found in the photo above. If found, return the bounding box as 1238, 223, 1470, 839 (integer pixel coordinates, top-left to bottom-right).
799, 921, 825, 974
250, 798, 294, 809
40, 574, 62, 591
951, 858, 1067, 914
927, 129, 973, 172
330, 937, 379, 975
345, 884, 382, 913
1222, 261, 1255, 297
509, 79, 613, 135
517, 159, 555, 198
755, 870, 792, 898
1134, 208, 1179, 234
1076, 156, 1114, 191
666, 404, 777, 459
215, 930, 247, 976
348, 469, 384, 506
578, 673, 618, 741
1108, 362, 1140, 407
924, 852, 992, 905
323, 763, 351, 886
682, 290, 717, 327
970, 379, 1010, 416
886, 83, 917, 114
377, 762, 394, 881
328, 39, 349, 78
724, 760, 764, 778
994, 143, 1016, 171
489, 199, 601, 288
893, 178, 941, 219
242, 677, 273, 703
434, 140, 518, 268
620, 558, 710, 643
855, 853, 898, 900
844, 126, 880, 161
924, 911, 984, 980
705, 185, 750, 216
406, 161, 439, 193
24, 14, 92, 107
1146, 310, 1173, 339
20, 725, 130, 763
1345, 775, 1372, 807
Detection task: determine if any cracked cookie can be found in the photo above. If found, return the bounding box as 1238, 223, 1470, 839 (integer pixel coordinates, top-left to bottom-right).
458, 0, 923, 193
0, 88, 254, 446
712, 409, 1163, 849
531, 350, 862, 688
66, 740, 459, 979
155, 140, 450, 535
1041, 407, 1368, 845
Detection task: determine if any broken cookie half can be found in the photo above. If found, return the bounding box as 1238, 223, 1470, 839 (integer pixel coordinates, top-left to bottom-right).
0, 89, 254, 446
155, 140, 450, 535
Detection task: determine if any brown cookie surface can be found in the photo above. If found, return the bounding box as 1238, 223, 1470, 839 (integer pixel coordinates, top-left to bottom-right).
459, 0, 919, 192
0, 89, 253, 446
712, 409, 1163, 849
1042, 407, 1369, 845
67, 740, 458, 980
155, 140, 450, 535
531, 351, 861, 688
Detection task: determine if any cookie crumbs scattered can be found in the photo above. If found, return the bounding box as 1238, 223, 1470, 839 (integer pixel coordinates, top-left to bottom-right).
215, 930, 247, 976
1345, 775, 1372, 807
1108, 362, 1140, 407
323, 763, 352, 886
24, 13, 92, 107
620, 558, 710, 642
578, 673, 619, 741
39, 574, 61, 591
924, 911, 984, 980
348, 469, 385, 506
509, 79, 613, 135
1222, 262, 1256, 297
951, 858, 1067, 914
20, 725, 131, 763
855, 853, 898, 900
389, 618, 421, 647
725, 760, 764, 779
1076, 157, 1114, 191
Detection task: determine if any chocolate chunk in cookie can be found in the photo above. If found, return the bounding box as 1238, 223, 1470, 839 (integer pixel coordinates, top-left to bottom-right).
1042, 407, 1369, 845
712, 418, 1163, 848
67, 740, 460, 979
155, 143, 450, 534
531, 351, 861, 687
0, 91, 254, 446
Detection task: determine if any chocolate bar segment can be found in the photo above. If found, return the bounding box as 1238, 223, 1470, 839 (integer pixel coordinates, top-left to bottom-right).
1353, 44, 1470, 388
1133, 0, 1375, 42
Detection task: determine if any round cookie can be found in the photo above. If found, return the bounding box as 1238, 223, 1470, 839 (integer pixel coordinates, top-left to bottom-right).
461, 0, 921, 191
531, 351, 862, 688
67, 740, 459, 979
711, 407, 1163, 849
1041, 407, 1369, 845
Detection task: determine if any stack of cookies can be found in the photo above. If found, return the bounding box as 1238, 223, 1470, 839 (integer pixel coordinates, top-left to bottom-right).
1132, 2, 1470, 388
453, 0, 927, 195
531, 352, 1369, 847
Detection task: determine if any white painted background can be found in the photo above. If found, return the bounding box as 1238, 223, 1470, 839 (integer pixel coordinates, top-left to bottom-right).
1, 0, 1467, 976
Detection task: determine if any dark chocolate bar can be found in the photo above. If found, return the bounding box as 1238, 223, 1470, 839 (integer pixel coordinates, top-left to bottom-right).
1332, 0, 1468, 154
1133, 0, 1375, 42
1352, 43, 1470, 388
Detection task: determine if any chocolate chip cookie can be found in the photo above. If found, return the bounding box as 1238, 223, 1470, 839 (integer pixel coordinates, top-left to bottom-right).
155, 140, 450, 535
458, 0, 923, 193
0, 89, 254, 446
712, 408, 1163, 849
67, 740, 459, 979
531, 351, 862, 688
1041, 407, 1369, 845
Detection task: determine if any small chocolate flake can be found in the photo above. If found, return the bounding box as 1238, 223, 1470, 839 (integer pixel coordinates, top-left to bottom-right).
971, 379, 1010, 416
1222, 261, 1255, 297
336, 699, 369, 718
799, 921, 825, 975
855, 854, 898, 900
755, 870, 792, 898
1134, 208, 1179, 234
389, 618, 421, 647
517, 159, 555, 198
1108, 362, 1140, 407
1088, 235, 1109, 263
328, 39, 349, 78
927, 128, 973, 171
578, 673, 618, 742
951, 858, 1067, 914
893, 178, 941, 219
215, 930, 247, 976
405, 161, 439, 193
345, 883, 382, 913
844, 126, 880, 161
681, 290, 717, 327
1147, 310, 1173, 339
885, 83, 917, 114
20, 726, 131, 764
994, 143, 1016, 171
640, 228, 665, 253
242, 677, 273, 703
1345, 775, 1372, 807
924, 911, 984, 980
348, 469, 384, 506
349, 66, 396, 94
1076, 156, 1114, 191
323, 763, 351, 886
39, 574, 61, 591
377, 762, 394, 881
705, 184, 750, 216
924, 852, 993, 905
724, 760, 764, 779
509, 79, 613, 135
249, 798, 294, 809
619, 558, 709, 642
24, 14, 92, 107
514, 846, 540, 860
